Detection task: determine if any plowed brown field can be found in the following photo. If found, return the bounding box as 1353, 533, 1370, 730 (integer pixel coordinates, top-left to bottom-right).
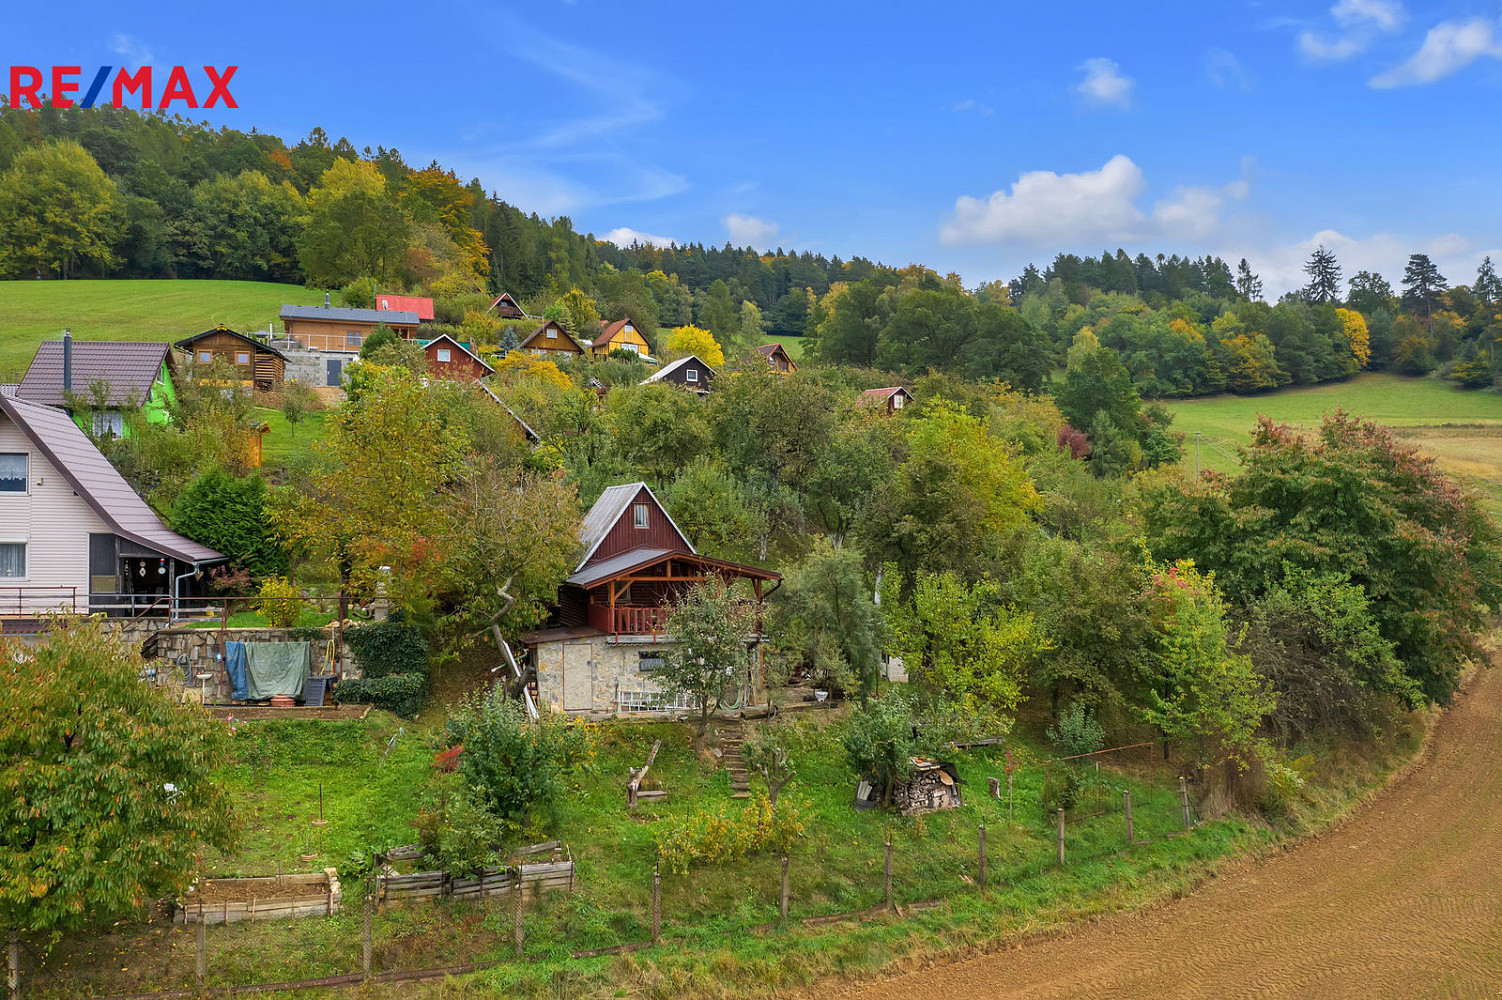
819, 665, 1502, 1000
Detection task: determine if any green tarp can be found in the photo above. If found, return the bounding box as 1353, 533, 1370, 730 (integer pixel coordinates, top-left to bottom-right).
244, 641, 311, 700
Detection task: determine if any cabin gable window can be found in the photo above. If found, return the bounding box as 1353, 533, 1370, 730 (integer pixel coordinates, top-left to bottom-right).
633, 503, 650, 529
436, 348, 452, 362
0, 453, 27, 493
686, 368, 699, 383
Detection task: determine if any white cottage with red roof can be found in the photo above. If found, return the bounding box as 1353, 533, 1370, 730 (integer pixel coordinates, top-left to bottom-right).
523, 482, 778, 714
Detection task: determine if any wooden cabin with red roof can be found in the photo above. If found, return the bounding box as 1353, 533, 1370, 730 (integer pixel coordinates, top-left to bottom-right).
422, 333, 494, 382
590, 318, 654, 360
754, 343, 798, 372
861, 386, 913, 414
523, 482, 779, 714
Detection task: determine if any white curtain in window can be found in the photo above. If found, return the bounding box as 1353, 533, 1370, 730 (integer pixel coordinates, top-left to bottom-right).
0, 543, 25, 578
0, 454, 25, 492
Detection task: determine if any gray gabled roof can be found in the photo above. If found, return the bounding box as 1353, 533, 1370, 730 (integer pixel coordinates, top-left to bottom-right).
642, 355, 717, 386
280, 305, 420, 325
576, 482, 695, 571
18, 341, 172, 408
566, 547, 678, 588
0, 394, 224, 564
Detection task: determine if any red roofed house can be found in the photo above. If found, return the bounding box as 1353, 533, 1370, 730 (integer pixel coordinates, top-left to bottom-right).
522, 482, 779, 714
375, 294, 435, 323
422, 334, 494, 382
0, 393, 224, 627
754, 343, 799, 373
590, 318, 654, 361
861, 386, 914, 415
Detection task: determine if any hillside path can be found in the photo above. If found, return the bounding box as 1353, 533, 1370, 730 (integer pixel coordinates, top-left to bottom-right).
817, 664, 1502, 1000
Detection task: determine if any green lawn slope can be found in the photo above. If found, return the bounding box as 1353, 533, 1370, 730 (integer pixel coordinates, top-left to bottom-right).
0, 279, 332, 379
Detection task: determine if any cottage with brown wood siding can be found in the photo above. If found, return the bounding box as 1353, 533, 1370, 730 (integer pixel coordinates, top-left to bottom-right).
517, 319, 585, 358
490, 292, 530, 320
522, 482, 778, 715
860, 385, 914, 414
754, 343, 798, 372
279, 302, 420, 352
422, 334, 494, 382
174, 326, 287, 392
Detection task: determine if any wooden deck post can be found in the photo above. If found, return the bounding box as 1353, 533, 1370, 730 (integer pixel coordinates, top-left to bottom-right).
651, 867, 662, 944
883, 839, 893, 910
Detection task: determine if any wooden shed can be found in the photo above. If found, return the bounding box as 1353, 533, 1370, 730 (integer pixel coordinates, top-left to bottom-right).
174, 326, 287, 392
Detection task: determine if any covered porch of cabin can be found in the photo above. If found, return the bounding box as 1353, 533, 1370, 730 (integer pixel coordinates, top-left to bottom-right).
568, 549, 779, 639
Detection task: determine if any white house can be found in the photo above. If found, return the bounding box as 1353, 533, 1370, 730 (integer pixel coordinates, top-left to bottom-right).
0, 394, 223, 628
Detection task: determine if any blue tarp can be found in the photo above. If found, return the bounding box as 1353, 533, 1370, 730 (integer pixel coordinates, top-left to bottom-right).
224, 641, 249, 701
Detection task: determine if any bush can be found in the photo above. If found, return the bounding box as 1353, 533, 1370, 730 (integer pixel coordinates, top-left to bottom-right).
342, 278, 376, 310
412, 776, 503, 875
334, 674, 428, 719
654, 793, 808, 874
449, 689, 594, 833
345, 617, 428, 680
1047, 702, 1106, 758
256, 575, 303, 628
172, 469, 288, 578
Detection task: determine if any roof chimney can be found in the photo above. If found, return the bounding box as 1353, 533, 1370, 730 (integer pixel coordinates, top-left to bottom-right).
325, 292, 331, 308
62, 329, 72, 394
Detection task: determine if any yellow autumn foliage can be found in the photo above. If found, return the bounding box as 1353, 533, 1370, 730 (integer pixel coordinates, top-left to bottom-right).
1335, 308, 1372, 368
663, 325, 725, 367
491, 353, 572, 390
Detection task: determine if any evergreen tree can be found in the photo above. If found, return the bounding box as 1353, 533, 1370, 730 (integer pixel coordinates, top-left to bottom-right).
1347, 270, 1396, 316
1473, 256, 1501, 307
1401, 254, 1448, 332
1235, 258, 1263, 301
1302, 246, 1342, 304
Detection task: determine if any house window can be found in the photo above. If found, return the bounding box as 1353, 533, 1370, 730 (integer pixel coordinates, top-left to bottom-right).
892, 393, 905, 409
346, 331, 363, 347
546, 327, 558, 339
92, 411, 125, 438
623, 343, 640, 354
0, 454, 26, 493
0, 542, 23, 579
638, 652, 665, 674
634, 503, 650, 529
436, 348, 452, 362
236, 352, 250, 365
686, 369, 698, 383
198, 351, 213, 363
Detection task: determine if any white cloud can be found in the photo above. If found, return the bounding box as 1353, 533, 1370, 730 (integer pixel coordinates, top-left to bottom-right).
109, 33, 154, 66
723, 214, 780, 248
602, 227, 676, 249
1333, 0, 1404, 32
1238, 228, 1476, 297
953, 98, 995, 116
1370, 18, 1502, 88
1298, 31, 1367, 60
1298, 0, 1405, 62
940, 155, 1249, 248
1206, 48, 1253, 90
1076, 58, 1134, 108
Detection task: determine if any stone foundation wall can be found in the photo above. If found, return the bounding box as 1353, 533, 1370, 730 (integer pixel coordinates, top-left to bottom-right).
143, 625, 359, 703
532, 635, 764, 716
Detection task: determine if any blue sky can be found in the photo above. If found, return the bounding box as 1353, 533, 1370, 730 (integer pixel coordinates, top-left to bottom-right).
10, 0, 1502, 294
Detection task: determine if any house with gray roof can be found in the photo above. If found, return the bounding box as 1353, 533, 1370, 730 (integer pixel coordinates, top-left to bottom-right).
17, 334, 178, 438
278, 297, 422, 386
0, 393, 224, 627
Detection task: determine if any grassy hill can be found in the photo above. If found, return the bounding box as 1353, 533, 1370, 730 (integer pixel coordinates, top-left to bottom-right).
0, 280, 333, 380
1166, 373, 1502, 512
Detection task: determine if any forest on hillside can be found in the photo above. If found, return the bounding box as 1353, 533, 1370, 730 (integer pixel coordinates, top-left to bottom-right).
1, 105, 1500, 398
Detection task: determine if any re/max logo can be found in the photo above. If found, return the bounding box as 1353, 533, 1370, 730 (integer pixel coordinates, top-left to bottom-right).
5, 66, 238, 110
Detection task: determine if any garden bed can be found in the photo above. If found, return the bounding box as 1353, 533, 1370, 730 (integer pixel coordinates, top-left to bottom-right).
177, 869, 341, 924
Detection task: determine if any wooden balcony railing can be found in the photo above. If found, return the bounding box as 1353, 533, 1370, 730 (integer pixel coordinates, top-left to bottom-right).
588, 603, 672, 637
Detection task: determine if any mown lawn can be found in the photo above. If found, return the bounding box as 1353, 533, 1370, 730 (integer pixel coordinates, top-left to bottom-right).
0, 279, 333, 379
1164, 373, 1502, 512
763, 334, 806, 361
253, 405, 330, 471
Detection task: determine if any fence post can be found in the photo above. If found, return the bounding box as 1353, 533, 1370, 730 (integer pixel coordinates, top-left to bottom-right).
1123, 789, 1134, 845
362, 893, 373, 982
8, 931, 19, 1000
883, 839, 893, 910
1056, 808, 1066, 866
512, 868, 524, 956
651, 867, 661, 944
779, 855, 790, 922
195, 911, 207, 995
1179, 776, 1192, 832
978, 823, 988, 888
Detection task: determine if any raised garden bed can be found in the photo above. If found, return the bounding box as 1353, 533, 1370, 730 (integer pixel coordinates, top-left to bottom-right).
378, 859, 575, 909
176, 869, 341, 924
